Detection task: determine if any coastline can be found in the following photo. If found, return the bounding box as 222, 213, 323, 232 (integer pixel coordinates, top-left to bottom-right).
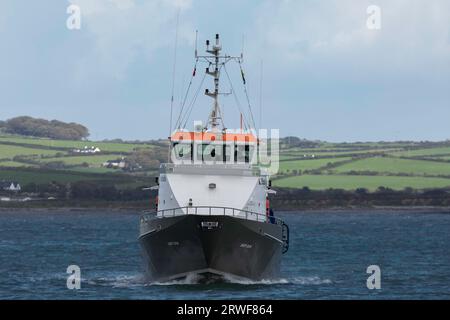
1, 204, 449, 213
278, 206, 450, 213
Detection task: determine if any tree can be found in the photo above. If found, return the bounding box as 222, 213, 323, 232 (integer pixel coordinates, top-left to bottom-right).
3, 116, 89, 140
126, 147, 166, 171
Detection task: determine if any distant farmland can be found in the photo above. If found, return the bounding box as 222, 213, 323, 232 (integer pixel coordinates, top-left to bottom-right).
279, 157, 352, 173
1, 134, 450, 192
0, 134, 160, 188
274, 140, 450, 191
333, 157, 450, 176
274, 174, 450, 191
0, 136, 153, 153
0, 144, 61, 159
39, 155, 125, 167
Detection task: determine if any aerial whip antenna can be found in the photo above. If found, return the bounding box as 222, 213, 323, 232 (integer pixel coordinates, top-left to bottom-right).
194, 30, 198, 58
259, 60, 263, 130
168, 8, 180, 162
241, 35, 245, 60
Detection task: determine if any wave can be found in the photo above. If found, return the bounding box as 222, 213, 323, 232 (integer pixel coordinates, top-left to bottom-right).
27, 271, 331, 288
151, 273, 208, 286
291, 276, 332, 285
150, 273, 332, 286
222, 274, 332, 286
85, 273, 146, 288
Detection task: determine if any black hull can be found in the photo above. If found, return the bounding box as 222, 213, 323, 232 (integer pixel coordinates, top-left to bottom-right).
139, 215, 284, 282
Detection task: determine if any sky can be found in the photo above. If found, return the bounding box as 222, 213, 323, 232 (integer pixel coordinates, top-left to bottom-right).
0, 0, 449, 142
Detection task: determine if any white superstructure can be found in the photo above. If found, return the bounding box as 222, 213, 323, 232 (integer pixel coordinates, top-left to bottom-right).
156, 33, 272, 222
139, 33, 288, 283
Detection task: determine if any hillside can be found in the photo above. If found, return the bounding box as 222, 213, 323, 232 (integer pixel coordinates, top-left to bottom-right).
275, 139, 450, 191
1, 134, 450, 209
0, 134, 166, 193
2, 135, 450, 191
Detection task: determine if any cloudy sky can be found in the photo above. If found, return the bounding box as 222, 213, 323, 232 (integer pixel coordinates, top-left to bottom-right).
0, 0, 449, 141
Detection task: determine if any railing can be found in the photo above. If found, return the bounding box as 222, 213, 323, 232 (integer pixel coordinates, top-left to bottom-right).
141, 205, 285, 226
141, 205, 290, 254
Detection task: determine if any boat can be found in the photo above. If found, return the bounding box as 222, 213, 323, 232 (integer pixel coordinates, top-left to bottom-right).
139, 33, 289, 282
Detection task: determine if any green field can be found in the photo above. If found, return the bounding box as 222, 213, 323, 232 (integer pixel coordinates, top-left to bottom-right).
0, 144, 61, 159
0, 135, 162, 189
0, 168, 112, 184
39, 154, 125, 167
0, 136, 153, 153
389, 147, 450, 157
281, 148, 399, 158
0, 143, 127, 172
68, 167, 119, 174
274, 174, 450, 191
333, 157, 450, 176
431, 156, 450, 161
0, 161, 37, 168
280, 157, 352, 173
275, 141, 450, 190
0, 135, 159, 174
2, 134, 450, 192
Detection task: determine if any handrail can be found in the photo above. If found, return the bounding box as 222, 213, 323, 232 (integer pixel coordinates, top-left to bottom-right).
141, 205, 285, 226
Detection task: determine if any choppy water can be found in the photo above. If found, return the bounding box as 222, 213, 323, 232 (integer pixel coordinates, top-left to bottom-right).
0, 209, 449, 299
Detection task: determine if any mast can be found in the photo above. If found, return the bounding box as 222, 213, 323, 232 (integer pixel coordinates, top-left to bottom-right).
205, 34, 221, 130
197, 34, 240, 132
175, 33, 245, 133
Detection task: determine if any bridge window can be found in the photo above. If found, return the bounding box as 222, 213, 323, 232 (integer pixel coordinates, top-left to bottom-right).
172, 142, 192, 161
197, 143, 223, 162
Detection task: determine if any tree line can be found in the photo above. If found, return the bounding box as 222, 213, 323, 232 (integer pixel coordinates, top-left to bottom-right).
19, 181, 156, 202
7, 180, 449, 209
271, 187, 450, 209
0, 116, 89, 140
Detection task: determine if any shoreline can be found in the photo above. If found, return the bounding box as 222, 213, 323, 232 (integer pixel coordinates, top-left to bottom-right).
278, 206, 450, 213
1, 205, 449, 213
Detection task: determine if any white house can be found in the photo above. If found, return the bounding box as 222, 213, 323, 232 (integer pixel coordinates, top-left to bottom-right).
0, 181, 21, 192
72, 146, 101, 154
102, 158, 126, 169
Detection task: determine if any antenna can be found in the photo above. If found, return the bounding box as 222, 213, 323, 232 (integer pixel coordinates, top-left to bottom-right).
168, 8, 180, 162
241, 35, 245, 60
194, 30, 198, 58
192, 34, 242, 131
259, 60, 263, 130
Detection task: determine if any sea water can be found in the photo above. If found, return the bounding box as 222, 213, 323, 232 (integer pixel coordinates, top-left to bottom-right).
0, 209, 449, 299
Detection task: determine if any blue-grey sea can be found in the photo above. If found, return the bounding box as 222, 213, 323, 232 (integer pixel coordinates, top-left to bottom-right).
0, 209, 449, 299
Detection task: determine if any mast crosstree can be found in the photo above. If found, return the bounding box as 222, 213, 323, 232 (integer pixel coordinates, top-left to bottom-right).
197, 34, 241, 131
175, 33, 254, 132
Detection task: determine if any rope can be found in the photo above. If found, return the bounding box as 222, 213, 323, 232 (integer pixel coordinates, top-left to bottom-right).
181, 72, 207, 129
239, 61, 257, 130
174, 59, 198, 129
223, 64, 249, 130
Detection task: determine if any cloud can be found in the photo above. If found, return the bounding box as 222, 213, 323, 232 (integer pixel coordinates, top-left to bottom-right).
1, 0, 449, 140
69, 0, 193, 79
251, 0, 450, 67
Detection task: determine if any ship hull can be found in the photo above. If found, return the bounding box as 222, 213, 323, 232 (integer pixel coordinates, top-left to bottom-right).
139, 215, 284, 282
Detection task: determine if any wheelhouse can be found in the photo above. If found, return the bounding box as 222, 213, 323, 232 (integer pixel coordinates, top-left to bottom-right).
171, 130, 258, 165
